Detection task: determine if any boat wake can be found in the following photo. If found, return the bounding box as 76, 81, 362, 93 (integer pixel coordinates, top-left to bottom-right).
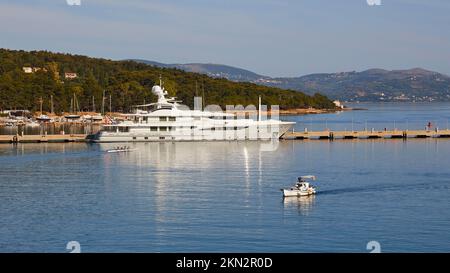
318, 180, 450, 196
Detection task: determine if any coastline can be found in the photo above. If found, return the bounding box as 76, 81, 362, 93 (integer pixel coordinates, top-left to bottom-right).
274, 107, 364, 116
0, 107, 365, 127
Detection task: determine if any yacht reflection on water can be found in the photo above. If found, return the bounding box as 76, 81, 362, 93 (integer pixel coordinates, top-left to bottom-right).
283, 195, 315, 215
97, 141, 277, 236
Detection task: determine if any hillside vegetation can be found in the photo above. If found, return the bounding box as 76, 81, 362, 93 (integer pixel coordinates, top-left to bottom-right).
0, 49, 335, 113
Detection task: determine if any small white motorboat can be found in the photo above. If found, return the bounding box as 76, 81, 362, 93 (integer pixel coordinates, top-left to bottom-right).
36, 115, 52, 122
92, 115, 104, 122
26, 121, 41, 127
65, 114, 81, 120
281, 175, 317, 197
106, 146, 135, 153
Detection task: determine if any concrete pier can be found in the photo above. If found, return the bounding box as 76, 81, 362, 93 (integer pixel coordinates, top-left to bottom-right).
0, 134, 87, 143
281, 129, 450, 140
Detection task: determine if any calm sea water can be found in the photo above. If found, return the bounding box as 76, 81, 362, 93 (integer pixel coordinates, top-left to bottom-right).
1, 103, 450, 252
284, 102, 450, 132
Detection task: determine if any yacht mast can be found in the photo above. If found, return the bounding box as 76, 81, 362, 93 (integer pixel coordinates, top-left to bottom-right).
195, 81, 198, 97
258, 96, 261, 121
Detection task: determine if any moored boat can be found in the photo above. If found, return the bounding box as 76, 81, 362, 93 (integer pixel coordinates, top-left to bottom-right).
36, 115, 52, 122
91, 80, 295, 142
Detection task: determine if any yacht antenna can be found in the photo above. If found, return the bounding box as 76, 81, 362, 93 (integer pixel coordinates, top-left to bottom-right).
159, 74, 162, 87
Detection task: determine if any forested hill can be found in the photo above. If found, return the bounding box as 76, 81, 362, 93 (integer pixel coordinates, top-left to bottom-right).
0, 49, 335, 113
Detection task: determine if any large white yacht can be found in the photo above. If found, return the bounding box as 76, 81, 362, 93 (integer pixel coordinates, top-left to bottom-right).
91, 83, 295, 142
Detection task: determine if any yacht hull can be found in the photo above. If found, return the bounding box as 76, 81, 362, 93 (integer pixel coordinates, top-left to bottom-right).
91, 122, 294, 143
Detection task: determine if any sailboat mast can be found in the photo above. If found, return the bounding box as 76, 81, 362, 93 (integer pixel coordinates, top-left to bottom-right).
101, 90, 105, 115
50, 95, 54, 114
74, 93, 78, 115
109, 94, 112, 114
92, 96, 95, 113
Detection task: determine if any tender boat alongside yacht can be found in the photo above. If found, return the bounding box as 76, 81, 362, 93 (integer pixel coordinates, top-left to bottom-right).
281, 175, 317, 197
91, 83, 295, 142
106, 146, 135, 153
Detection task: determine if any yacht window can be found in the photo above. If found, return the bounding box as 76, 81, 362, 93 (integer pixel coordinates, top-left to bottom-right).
191, 126, 195, 129
169, 117, 176, 121
150, 127, 157, 131
143, 117, 148, 122
211, 127, 215, 131
159, 117, 168, 121
160, 127, 168, 131
169, 127, 175, 131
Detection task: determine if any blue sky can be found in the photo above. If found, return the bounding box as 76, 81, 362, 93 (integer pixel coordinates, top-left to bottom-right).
1, 0, 449, 77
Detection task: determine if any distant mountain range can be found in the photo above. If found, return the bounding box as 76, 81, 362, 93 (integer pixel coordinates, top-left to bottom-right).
132, 59, 450, 102
132, 59, 263, 82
